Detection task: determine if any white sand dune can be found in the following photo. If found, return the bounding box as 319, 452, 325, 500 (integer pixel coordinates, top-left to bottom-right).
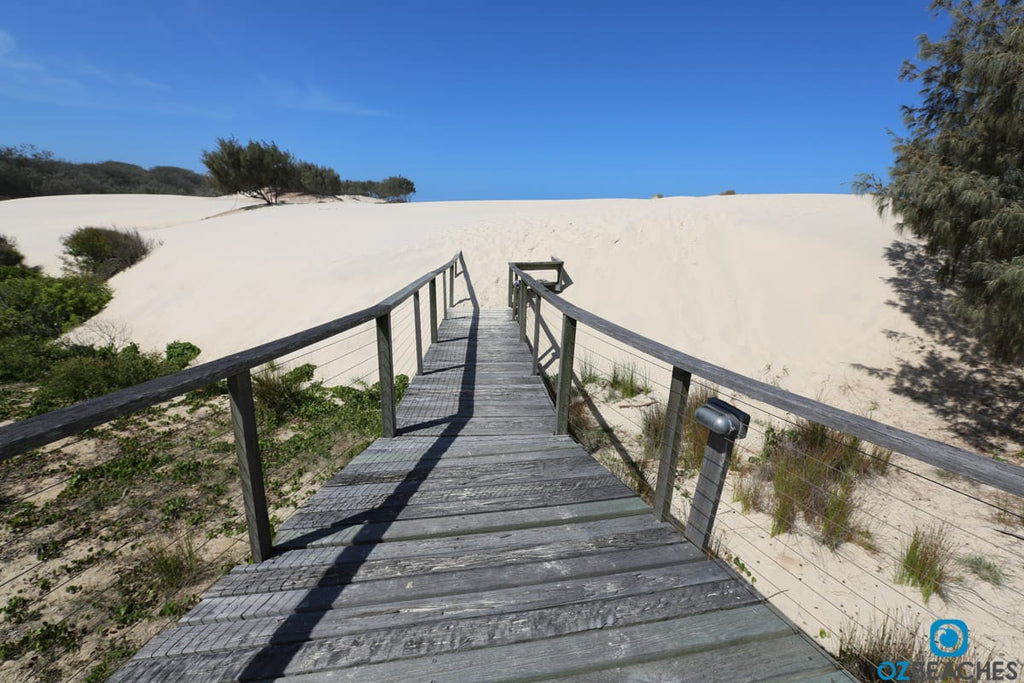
4, 192, 1017, 452
2, 192, 1022, 658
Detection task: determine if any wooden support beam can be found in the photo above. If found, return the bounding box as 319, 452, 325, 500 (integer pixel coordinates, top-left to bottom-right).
413, 290, 423, 376
518, 282, 528, 343
377, 313, 396, 438
532, 293, 542, 375
226, 371, 273, 563
449, 264, 455, 307
554, 315, 577, 435
652, 367, 692, 522
429, 277, 438, 344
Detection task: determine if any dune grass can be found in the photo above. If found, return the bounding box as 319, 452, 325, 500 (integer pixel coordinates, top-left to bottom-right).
608, 361, 650, 399
958, 553, 1003, 586
895, 525, 957, 602
732, 419, 891, 549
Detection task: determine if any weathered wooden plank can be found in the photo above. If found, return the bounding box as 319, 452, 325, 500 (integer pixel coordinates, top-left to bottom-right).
325, 455, 610, 488
279, 481, 634, 529
344, 434, 579, 458
396, 402, 554, 417
551, 635, 850, 682
207, 525, 696, 598
243, 604, 795, 682
271, 497, 652, 550
118, 570, 753, 680
181, 542, 709, 624
233, 516, 681, 574
334, 447, 582, 472
310, 470, 619, 504
395, 417, 554, 436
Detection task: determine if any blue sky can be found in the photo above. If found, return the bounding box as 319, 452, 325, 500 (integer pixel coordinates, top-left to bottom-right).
0, 1, 946, 201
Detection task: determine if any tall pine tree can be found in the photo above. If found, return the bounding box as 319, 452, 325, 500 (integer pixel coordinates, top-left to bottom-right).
859, 0, 1024, 363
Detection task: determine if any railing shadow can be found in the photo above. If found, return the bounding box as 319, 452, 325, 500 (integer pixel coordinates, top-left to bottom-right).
238, 275, 479, 678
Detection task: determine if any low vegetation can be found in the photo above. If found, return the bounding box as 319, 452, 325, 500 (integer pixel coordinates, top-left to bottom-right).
201, 137, 415, 204
0, 230, 182, 420
838, 613, 971, 680
958, 553, 1003, 586
0, 351, 407, 680
61, 227, 153, 280
732, 419, 892, 549
0, 145, 213, 199
895, 525, 958, 602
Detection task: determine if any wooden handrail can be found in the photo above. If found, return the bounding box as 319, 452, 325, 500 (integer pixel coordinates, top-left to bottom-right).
509, 263, 1024, 499
0, 251, 460, 562
0, 252, 460, 461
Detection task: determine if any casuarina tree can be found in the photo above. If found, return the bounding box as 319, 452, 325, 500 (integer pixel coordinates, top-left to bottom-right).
201, 137, 297, 205
857, 0, 1024, 363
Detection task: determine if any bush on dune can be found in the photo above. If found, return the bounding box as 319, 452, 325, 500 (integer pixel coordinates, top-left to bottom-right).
0, 274, 112, 338
61, 227, 153, 279
28, 341, 203, 415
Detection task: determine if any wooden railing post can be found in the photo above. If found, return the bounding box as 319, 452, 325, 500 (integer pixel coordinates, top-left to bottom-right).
227, 370, 273, 563
413, 290, 423, 376
685, 399, 749, 550
531, 293, 541, 375
377, 312, 396, 438
554, 314, 577, 435
652, 366, 692, 522
507, 268, 514, 309
449, 264, 455, 307
442, 270, 448, 320
518, 283, 528, 343
429, 277, 438, 343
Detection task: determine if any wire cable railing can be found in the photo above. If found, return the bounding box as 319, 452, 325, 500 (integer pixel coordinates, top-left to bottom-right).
509, 259, 1024, 664
0, 252, 464, 681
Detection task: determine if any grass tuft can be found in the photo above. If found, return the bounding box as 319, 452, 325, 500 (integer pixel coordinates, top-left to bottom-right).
838, 614, 927, 679
608, 361, 650, 399
742, 419, 891, 548
640, 401, 666, 459
895, 525, 957, 602
958, 553, 1003, 586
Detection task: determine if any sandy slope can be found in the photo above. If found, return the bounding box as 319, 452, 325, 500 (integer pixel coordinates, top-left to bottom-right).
4, 192, 1018, 453
2, 192, 1022, 659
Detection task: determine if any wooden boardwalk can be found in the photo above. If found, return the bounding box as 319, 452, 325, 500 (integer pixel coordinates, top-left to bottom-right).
113, 305, 853, 682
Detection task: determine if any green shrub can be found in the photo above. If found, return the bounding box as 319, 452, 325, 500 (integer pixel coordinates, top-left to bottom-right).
30, 345, 161, 413
164, 341, 201, 370
27, 342, 199, 414
61, 227, 153, 279
0, 275, 111, 337
0, 265, 41, 282
0, 235, 25, 267
253, 362, 317, 427
297, 162, 342, 197
0, 336, 70, 382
